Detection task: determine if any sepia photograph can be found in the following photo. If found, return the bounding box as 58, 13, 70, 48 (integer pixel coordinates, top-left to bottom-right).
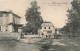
0, 0, 80, 51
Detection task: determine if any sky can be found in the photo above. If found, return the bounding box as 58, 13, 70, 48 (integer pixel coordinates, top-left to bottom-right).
0, 0, 72, 28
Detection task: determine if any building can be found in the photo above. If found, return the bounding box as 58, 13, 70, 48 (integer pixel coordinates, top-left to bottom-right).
38, 22, 55, 38
0, 11, 22, 32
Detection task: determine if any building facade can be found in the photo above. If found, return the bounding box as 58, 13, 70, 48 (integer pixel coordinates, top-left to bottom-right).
38, 22, 55, 37
0, 11, 21, 32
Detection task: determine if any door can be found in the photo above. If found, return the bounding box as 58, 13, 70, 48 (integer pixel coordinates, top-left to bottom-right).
6, 26, 8, 31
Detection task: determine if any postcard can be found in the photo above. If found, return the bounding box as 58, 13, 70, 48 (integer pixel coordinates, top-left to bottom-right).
0, 0, 79, 51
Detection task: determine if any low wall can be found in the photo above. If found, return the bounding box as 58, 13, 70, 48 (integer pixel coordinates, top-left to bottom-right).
0, 32, 20, 40
24, 35, 41, 38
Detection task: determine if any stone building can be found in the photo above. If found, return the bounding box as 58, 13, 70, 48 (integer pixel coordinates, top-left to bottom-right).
0, 11, 22, 32
38, 22, 55, 37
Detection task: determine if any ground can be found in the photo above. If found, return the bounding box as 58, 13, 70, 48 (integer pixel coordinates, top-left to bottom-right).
0, 39, 40, 51
0, 32, 80, 51
48, 36, 80, 51
0, 32, 40, 51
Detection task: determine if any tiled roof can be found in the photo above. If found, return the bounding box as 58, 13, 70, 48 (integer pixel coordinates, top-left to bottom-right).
41, 22, 54, 27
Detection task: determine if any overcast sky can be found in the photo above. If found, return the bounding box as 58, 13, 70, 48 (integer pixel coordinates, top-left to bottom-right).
0, 0, 72, 28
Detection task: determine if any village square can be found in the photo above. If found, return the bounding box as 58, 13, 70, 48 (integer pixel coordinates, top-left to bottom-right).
0, 0, 80, 51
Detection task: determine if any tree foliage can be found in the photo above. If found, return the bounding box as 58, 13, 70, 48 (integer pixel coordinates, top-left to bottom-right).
25, 0, 43, 34
12, 17, 18, 32
61, 0, 80, 36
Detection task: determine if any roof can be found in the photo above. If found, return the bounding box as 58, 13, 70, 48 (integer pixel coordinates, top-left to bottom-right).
41, 22, 54, 27
0, 11, 11, 14
0, 11, 21, 18
43, 22, 51, 23
12, 13, 21, 18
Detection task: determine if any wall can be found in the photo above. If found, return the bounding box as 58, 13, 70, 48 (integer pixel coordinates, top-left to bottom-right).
8, 25, 13, 32
0, 14, 13, 32
39, 26, 55, 37
9, 14, 13, 23
0, 17, 3, 25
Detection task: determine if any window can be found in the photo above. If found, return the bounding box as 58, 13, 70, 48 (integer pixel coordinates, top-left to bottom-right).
47, 31, 52, 33
44, 27, 46, 29
49, 27, 50, 29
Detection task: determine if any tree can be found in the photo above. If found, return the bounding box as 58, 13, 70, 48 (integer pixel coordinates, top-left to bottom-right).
60, 25, 70, 34
66, 0, 80, 37
25, 0, 43, 34
61, 0, 80, 37
8, 16, 18, 32
12, 17, 18, 32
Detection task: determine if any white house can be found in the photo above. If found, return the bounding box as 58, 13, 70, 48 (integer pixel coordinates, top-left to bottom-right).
38, 22, 55, 38
0, 11, 22, 32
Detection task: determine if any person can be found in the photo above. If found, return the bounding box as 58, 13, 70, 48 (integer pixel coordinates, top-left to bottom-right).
49, 35, 51, 38
21, 32, 24, 38
42, 32, 44, 38
46, 35, 48, 38
20, 32, 22, 38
